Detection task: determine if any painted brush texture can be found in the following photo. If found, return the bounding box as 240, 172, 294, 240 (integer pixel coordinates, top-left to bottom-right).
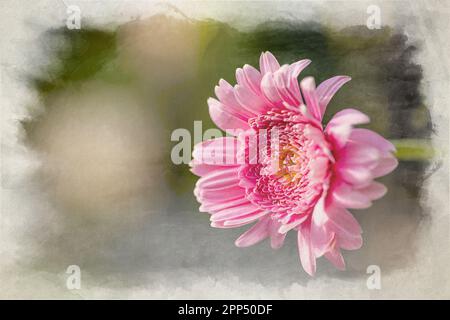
4, 0, 445, 298
19, 16, 427, 280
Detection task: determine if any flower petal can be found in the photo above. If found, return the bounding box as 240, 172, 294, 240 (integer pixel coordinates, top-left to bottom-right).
235, 217, 271, 247
199, 197, 250, 213
372, 156, 398, 177
326, 205, 362, 238
272, 61, 311, 107
288, 59, 311, 105
338, 233, 363, 250
272, 65, 298, 106
236, 64, 263, 95
215, 79, 254, 119
212, 220, 250, 229
223, 210, 268, 226
190, 164, 235, 176
325, 124, 352, 150
211, 202, 262, 221
356, 182, 387, 200
270, 219, 287, 249
326, 108, 370, 128
297, 223, 317, 276
325, 109, 370, 149
331, 182, 372, 209
208, 98, 250, 134
300, 77, 321, 120
234, 84, 269, 114
316, 76, 351, 119
310, 199, 334, 257
324, 246, 346, 270
338, 142, 381, 166
348, 128, 396, 153
261, 72, 284, 106
259, 51, 280, 75
339, 165, 373, 187
192, 137, 240, 166
196, 184, 245, 203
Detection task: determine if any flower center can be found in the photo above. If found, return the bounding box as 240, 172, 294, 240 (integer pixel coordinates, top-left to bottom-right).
275, 146, 305, 183
240, 109, 330, 226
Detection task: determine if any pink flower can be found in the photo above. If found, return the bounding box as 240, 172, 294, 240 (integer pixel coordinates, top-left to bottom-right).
190, 51, 398, 275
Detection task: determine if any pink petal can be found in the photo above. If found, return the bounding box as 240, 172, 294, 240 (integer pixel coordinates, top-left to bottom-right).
199, 197, 250, 213
348, 128, 396, 153
211, 202, 261, 221
190, 164, 237, 176
215, 79, 254, 119
331, 182, 372, 209
237, 165, 259, 188
272, 65, 298, 106
259, 51, 280, 75
326, 108, 370, 128
270, 234, 286, 249
325, 122, 353, 150
199, 196, 245, 211
278, 215, 308, 233
267, 61, 311, 108
196, 168, 240, 190
339, 166, 373, 187
208, 98, 250, 134
236, 64, 263, 95
300, 77, 321, 120
309, 156, 331, 183
337, 233, 363, 250
338, 142, 381, 166
326, 205, 362, 238
356, 182, 387, 200
234, 84, 268, 114
324, 246, 346, 270
196, 184, 245, 203
235, 217, 271, 247
304, 125, 334, 158
372, 156, 398, 177
268, 218, 287, 249
192, 137, 239, 166
316, 76, 351, 118
325, 109, 370, 149
270, 227, 287, 249
310, 199, 334, 257
261, 72, 283, 106
223, 211, 268, 226
288, 59, 311, 105
212, 220, 250, 229
297, 223, 317, 276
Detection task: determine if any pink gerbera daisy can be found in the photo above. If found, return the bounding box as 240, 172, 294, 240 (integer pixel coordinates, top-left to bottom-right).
190, 51, 398, 275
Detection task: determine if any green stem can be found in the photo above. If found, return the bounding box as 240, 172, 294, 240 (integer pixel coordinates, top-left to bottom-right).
391, 139, 438, 161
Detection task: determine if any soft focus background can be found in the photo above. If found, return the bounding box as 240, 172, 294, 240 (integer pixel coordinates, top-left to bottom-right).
1, 0, 449, 298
